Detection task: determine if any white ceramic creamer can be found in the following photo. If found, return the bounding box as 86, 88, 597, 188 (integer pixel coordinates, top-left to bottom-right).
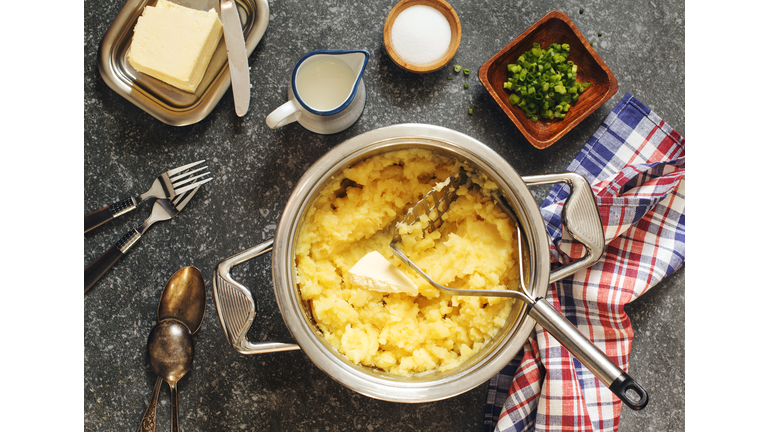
266, 50, 369, 134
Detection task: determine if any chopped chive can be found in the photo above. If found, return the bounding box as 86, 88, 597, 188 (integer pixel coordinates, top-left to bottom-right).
464, 83, 469, 89
454, 64, 461, 73
447, 76, 453, 80
501, 41, 589, 122
463, 68, 470, 75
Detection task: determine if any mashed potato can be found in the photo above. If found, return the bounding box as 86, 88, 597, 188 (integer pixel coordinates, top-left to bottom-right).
294, 149, 521, 376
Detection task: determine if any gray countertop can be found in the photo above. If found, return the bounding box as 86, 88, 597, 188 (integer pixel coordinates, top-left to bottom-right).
84, 0, 684, 430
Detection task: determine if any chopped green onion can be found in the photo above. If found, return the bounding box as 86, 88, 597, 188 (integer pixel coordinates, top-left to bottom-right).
501, 41, 589, 122
468, 108, 473, 115
579, 8, 584, 14
598, 32, 603, 37
454, 64, 461, 73
447, 77, 453, 80
464, 83, 469, 89
463, 68, 470, 75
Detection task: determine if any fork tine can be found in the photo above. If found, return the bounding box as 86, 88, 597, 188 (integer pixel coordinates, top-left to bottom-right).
170, 191, 187, 205
174, 177, 213, 195
174, 186, 200, 211
168, 165, 209, 182
171, 172, 211, 189
166, 160, 205, 177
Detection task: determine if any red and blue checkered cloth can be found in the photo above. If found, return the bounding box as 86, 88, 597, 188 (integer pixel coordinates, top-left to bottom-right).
485, 93, 685, 432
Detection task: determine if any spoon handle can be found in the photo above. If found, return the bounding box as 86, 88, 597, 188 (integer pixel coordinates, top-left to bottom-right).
137, 377, 163, 432
170, 383, 180, 432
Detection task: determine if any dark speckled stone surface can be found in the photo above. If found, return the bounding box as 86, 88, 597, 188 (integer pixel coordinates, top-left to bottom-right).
84, 1, 684, 431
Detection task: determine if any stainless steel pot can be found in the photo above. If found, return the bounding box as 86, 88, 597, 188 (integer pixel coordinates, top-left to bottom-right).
213, 123, 647, 408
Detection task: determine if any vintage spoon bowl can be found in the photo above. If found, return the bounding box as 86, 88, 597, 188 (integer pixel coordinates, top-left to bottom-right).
157, 266, 206, 334
147, 319, 195, 432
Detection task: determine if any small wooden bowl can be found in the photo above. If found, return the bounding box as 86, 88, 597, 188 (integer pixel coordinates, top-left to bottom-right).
383, 0, 461, 73
479, 10, 618, 149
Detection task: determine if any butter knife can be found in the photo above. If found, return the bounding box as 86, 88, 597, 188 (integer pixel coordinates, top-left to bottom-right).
220, 0, 250, 116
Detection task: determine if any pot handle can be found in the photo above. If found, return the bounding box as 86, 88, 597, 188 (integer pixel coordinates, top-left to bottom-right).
529, 298, 649, 410
212, 239, 301, 355
522, 173, 605, 283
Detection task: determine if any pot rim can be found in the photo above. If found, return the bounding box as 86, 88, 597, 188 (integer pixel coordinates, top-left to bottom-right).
272, 123, 551, 402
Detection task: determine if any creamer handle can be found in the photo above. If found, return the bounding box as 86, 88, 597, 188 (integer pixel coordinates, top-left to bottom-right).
265, 100, 302, 129
212, 239, 301, 355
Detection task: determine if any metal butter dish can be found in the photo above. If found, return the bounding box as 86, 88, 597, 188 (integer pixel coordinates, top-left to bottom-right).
98, 0, 269, 126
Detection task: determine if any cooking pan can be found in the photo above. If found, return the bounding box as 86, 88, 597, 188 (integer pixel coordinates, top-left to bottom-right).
213, 123, 647, 409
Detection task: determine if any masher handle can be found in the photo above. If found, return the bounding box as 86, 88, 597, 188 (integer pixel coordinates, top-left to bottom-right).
528, 298, 648, 410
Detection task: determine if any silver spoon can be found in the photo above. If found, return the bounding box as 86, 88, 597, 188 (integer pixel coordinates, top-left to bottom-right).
137, 267, 206, 432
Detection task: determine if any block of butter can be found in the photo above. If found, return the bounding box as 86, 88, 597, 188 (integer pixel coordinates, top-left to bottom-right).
128, 0, 223, 93
346, 251, 419, 296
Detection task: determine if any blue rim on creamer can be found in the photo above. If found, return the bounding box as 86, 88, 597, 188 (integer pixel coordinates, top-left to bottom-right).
291, 49, 370, 116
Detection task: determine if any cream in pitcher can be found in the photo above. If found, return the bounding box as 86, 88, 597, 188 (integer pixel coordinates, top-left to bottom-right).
266, 50, 369, 134
296, 57, 357, 110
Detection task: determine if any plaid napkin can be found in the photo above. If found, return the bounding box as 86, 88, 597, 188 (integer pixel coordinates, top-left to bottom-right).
484, 93, 685, 432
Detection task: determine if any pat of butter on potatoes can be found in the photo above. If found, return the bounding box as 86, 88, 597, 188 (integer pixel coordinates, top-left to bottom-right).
128, 0, 223, 93
346, 251, 419, 296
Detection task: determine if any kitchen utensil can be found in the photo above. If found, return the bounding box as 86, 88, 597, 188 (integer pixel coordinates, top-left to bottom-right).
265, 50, 369, 135
389, 169, 647, 409
137, 377, 163, 432
220, 0, 250, 116
158, 266, 207, 334
84, 160, 211, 233
84, 186, 202, 293
478, 10, 618, 149
210, 123, 641, 403
146, 319, 194, 432
98, 0, 270, 126
383, 0, 461, 73
138, 266, 207, 432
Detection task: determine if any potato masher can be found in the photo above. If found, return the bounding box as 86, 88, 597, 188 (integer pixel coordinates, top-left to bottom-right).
389, 169, 649, 410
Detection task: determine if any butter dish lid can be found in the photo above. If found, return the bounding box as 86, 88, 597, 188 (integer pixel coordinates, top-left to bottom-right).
98, 0, 269, 126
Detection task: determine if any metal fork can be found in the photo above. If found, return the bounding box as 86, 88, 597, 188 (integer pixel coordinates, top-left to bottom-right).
84, 160, 212, 233
84, 186, 201, 293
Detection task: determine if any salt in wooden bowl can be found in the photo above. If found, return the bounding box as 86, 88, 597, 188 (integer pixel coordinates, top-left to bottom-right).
479, 10, 618, 149
383, 0, 461, 73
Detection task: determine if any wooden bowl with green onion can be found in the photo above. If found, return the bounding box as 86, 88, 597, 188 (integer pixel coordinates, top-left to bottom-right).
479, 10, 617, 149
